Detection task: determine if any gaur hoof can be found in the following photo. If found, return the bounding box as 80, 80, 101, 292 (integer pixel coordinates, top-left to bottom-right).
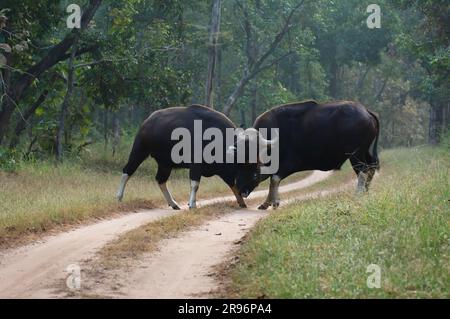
171, 205, 181, 210
258, 204, 269, 210
239, 203, 247, 209
272, 202, 280, 210
189, 204, 197, 210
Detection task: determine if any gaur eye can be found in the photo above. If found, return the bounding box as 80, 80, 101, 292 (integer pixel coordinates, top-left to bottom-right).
253, 173, 258, 179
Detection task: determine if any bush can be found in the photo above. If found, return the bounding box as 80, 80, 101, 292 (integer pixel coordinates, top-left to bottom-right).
0, 147, 20, 172
440, 126, 450, 151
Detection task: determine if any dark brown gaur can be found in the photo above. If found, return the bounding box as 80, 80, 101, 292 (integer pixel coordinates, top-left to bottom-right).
116, 105, 246, 210
232, 100, 380, 210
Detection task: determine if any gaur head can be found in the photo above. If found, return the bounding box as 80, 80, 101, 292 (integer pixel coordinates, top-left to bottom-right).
228, 128, 278, 198
235, 162, 261, 198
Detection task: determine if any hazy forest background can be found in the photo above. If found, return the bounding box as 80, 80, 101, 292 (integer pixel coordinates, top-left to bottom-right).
0, 0, 449, 167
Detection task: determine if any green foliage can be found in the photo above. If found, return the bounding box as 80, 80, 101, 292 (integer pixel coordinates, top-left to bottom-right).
0, 1, 62, 70
0, 146, 19, 172
440, 127, 450, 152
393, 0, 449, 105
1, 0, 448, 156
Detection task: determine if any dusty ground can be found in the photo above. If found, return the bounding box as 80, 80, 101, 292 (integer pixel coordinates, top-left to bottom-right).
0, 171, 335, 299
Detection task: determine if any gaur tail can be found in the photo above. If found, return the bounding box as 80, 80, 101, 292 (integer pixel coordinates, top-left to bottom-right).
123, 136, 150, 176
368, 110, 380, 171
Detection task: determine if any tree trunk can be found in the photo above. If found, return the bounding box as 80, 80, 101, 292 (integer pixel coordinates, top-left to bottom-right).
216, 46, 223, 109
112, 111, 120, 157
329, 58, 339, 98
9, 90, 49, 148
355, 65, 370, 99
56, 37, 79, 162
240, 108, 247, 128
375, 78, 388, 102
223, 75, 251, 116
250, 81, 258, 124
128, 104, 135, 126
103, 108, 109, 151
429, 101, 443, 145
0, 52, 13, 145
443, 101, 450, 135
191, 73, 201, 104
205, 0, 222, 108
306, 60, 313, 97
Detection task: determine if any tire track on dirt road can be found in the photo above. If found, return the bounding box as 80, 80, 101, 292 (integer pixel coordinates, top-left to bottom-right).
0, 171, 331, 298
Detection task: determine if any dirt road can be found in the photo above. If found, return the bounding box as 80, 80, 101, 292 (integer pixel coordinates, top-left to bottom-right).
0, 171, 333, 299
84, 179, 348, 298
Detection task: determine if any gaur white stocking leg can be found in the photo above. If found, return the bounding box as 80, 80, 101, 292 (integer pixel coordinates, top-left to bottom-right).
258, 175, 281, 210
116, 173, 130, 202
159, 182, 180, 210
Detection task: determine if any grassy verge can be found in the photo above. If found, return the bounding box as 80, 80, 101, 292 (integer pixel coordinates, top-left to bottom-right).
226, 147, 450, 298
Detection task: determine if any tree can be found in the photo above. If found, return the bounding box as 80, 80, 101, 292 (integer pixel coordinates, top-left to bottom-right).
55, 34, 79, 162
1, 0, 446, 159
394, 0, 450, 144
0, 0, 102, 145
311, 0, 394, 99
205, 0, 222, 108
222, 0, 307, 116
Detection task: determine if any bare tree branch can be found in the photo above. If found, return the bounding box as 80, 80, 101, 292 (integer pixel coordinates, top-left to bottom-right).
222, 0, 306, 115
9, 89, 49, 148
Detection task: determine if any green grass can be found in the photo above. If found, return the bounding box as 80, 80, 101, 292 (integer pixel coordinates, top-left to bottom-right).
228, 147, 450, 298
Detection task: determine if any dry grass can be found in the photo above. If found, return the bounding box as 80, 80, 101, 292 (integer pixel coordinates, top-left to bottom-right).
0, 150, 310, 249
0, 157, 229, 248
